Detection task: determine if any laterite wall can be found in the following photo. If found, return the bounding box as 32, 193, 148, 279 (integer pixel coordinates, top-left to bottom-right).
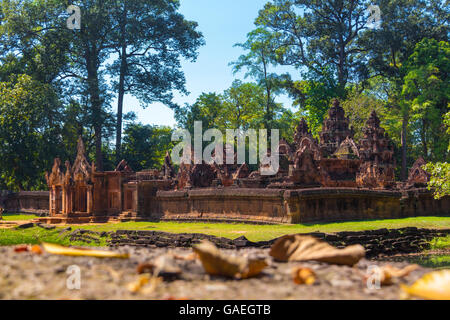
2, 191, 49, 215
156, 188, 450, 224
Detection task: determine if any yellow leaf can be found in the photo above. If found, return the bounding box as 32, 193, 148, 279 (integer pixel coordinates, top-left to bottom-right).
401, 270, 450, 300
42, 242, 129, 259
292, 267, 316, 285
127, 275, 162, 294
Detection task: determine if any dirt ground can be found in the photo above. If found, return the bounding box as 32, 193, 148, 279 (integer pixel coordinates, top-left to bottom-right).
0, 245, 439, 300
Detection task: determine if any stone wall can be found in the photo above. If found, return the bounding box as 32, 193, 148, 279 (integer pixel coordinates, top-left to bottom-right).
2, 191, 49, 215
107, 227, 450, 257
156, 187, 449, 224
3, 187, 449, 224
157, 188, 288, 223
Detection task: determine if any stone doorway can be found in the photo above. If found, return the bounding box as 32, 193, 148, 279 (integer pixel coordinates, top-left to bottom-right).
74, 186, 88, 213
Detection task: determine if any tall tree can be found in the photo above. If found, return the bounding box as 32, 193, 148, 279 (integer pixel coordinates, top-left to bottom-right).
0, 74, 63, 190
358, 0, 448, 179
121, 123, 174, 172
108, 0, 204, 161
64, 0, 117, 171
254, 0, 370, 90
285, 66, 343, 136
230, 28, 287, 130
401, 38, 449, 162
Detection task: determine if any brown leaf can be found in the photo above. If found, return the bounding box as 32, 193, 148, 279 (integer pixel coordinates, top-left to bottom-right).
364, 264, 419, 286
14, 245, 29, 253
292, 267, 316, 285
126, 275, 162, 294
269, 235, 365, 266
137, 263, 154, 275
137, 256, 182, 281
193, 240, 267, 279
171, 252, 197, 261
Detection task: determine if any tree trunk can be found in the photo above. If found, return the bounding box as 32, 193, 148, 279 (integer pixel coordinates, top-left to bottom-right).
86, 51, 104, 171
401, 113, 408, 181
115, 5, 128, 163
421, 118, 428, 159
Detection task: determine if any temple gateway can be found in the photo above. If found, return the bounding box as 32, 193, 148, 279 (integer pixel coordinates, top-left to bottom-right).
43, 100, 449, 224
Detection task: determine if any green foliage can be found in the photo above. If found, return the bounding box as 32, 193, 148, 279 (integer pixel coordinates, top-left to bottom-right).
0, 74, 63, 190
402, 39, 449, 161
429, 235, 450, 251
230, 28, 290, 129
287, 67, 344, 136
254, 0, 369, 88
121, 123, 174, 172
107, 0, 204, 157
108, 0, 204, 107
175, 80, 295, 138
425, 162, 450, 199
425, 111, 450, 200
340, 89, 387, 142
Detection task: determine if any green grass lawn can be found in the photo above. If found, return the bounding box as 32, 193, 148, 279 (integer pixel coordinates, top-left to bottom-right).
429, 235, 450, 250
1, 213, 40, 221
0, 216, 449, 246
71, 216, 450, 241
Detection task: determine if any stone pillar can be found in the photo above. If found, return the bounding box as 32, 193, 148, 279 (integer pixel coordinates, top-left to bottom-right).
49, 186, 55, 216
87, 186, 93, 214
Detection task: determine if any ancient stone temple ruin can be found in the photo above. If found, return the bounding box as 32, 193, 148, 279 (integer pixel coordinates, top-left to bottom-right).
42, 99, 449, 224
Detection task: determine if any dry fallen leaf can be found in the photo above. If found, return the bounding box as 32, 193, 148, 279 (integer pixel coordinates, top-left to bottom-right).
400, 270, 450, 300
364, 264, 419, 286
171, 252, 197, 261
137, 263, 154, 275
127, 275, 150, 293
193, 240, 267, 279
42, 242, 129, 259
127, 274, 162, 294
14, 244, 42, 255
269, 235, 365, 266
292, 267, 316, 285
30, 245, 43, 255
137, 256, 182, 280
14, 245, 29, 253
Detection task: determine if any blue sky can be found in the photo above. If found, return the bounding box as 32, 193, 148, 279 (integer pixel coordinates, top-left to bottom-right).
120, 0, 298, 128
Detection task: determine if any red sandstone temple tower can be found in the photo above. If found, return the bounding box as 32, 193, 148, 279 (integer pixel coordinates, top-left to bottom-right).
45, 137, 173, 223
46, 138, 94, 220
40, 100, 447, 224
319, 99, 355, 157
356, 110, 396, 188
